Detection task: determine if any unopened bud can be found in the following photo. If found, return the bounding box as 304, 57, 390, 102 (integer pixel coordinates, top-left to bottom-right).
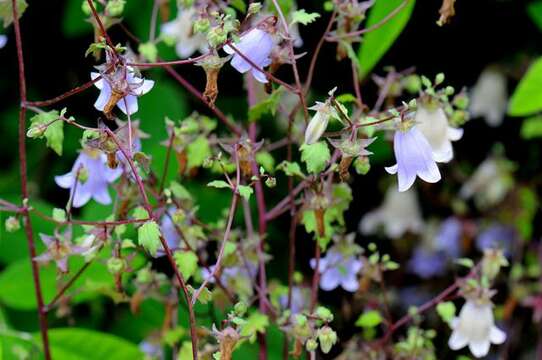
234, 301, 248, 316
265, 177, 276, 188
248, 2, 262, 15
315, 306, 334, 322
435, 72, 445, 85
305, 338, 318, 352
107, 257, 126, 274
193, 18, 210, 34
81, 0, 95, 15
106, 0, 125, 17
207, 27, 227, 48
5, 216, 21, 233
317, 326, 337, 354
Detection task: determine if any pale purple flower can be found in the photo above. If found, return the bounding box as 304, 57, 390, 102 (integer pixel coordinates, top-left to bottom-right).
223, 28, 274, 83
385, 126, 441, 192
476, 224, 516, 257
408, 248, 447, 279
157, 207, 181, 257
0, 35, 7, 49
436, 217, 463, 258
34, 233, 96, 273
278, 287, 309, 314
310, 250, 362, 292
91, 67, 154, 115
201, 262, 257, 285
55, 150, 122, 208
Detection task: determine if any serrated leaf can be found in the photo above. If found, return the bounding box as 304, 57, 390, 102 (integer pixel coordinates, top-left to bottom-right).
207, 180, 231, 189
132, 206, 148, 220
358, 0, 416, 78
509, 57, 542, 116
240, 312, 269, 342
186, 136, 211, 169
173, 251, 198, 280
248, 87, 284, 122
138, 221, 161, 257
300, 141, 331, 174
0, 0, 27, 28
291, 9, 320, 25
28, 110, 64, 155
276, 161, 305, 178
237, 185, 253, 201
355, 310, 383, 328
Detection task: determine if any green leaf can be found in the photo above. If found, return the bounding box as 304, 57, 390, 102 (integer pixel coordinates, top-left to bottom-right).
355, 310, 383, 328
436, 301, 456, 324
237, 185, 253, 201
132, 206, 148, 220
255, 152, 275, 174
509, 57, 542, 116
291, 9, 320, 25
527, 1, 542, 32
47, 328, 143, 359
248, 87, 284, 122
358, 0, 416, 78
52, 208, 67, 222
0, 0, 27, 28
240, 312, 269, 342
138, 42, 158, 62
174, 251, 199, 280
170, 181, 192, 200
521, 115, 542, 139
186, 136, 211, 169
230, 0, 246, 13
207, 180, 232, 189
276, 161, 305, 178
455, 257, 474, 268
28, 110, 64, 155
300, 141, 331, 174
138, 221, 161, 257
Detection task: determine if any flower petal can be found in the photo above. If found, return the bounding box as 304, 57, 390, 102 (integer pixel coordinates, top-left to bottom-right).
489, 326, 506, 344
468, 340, 490, 358
448, 330, 468, 350
117, 95, 139, 115
72, 186, 92, 208
448, 126, 464, 141
384, 164, 398, 174
320, 270, 340, 291
340, 275, 359, 292
55, 173, 74, 188
251, 67, 268, 83
92, 186, 112, 205
91, 72, 103, 90
94, 83, 112, 112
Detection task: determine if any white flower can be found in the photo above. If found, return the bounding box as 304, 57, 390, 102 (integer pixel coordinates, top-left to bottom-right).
160, 7, 208, 58
385, 125, 441, 192
448, 300, 506, 358
91, 67, 154, 115
416, 105, 463, 163
470, 68, 507, 127
459, 156, 513, 209
304, 101, 339, 144
359, 186, 424, 239
0, 35, 7, 49
224, 28, 274, 83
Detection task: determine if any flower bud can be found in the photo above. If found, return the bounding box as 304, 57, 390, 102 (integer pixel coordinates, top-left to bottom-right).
265, 177, 276, 188
305, 338, 318, 352
207, 27, 227, 48
106, 0, 125, 17
193, 18, 210, 34
234, 301, 248, 316
248, 2, 262, 15
107, 257, 126, 274
136, 267, 152, 284
435, 72, 445, 85
481, 249, 508, 280
26, 125, 46, 138
317, 326, 337, 354
354, 156, 370, 175
403, 74, 422, 94
5, 216, 21, 233
315, 306, 334, 322
81, 0, 95, 15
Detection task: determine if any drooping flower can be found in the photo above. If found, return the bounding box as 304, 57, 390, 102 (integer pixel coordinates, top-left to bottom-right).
408, 247, 447, 279
223, 28, 274, 83
360, 186, 424, 239
470, 68, 507, 127
385, 125, 441, 192
305, 100, 340, 145
459, 155, 515, 209
448, 299, 506, 358
157, 207, 182, 257
310, 249, 362, 292
91, 66, 154, 116
435, 217, 463, 258
415, 104, 463, 163
55, 149, 122, 208
476, 223, 516, 258
0, 35, 7, 49
160, 7, 208, 58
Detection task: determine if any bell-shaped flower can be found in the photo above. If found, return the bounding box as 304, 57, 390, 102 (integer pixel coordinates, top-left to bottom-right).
448, 299, 506, 358
305, 100, 340, 144
360, 186, 424, 239
223, 28, 274, 83
459, 155, 514, 209
278, 286, 310, 314
34, 233, 97, 273
55, 149, 122, 208
415, 104, 463, 163
408, 248, 447, 279
310, 249, 362, 292
476, 223, 516, 258
470, 68, 507, 127
160, 7, 208, 58
91, 67, 154, 116
0, 35, 7, 49
385, 124, 441, 192
436, 217, 463, 258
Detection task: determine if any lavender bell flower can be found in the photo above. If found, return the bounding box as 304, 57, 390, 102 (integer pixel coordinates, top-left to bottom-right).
91, 67, 154, 115
408, 248, 448, 279
223, 28, 274, 83
278, 286, 309, 314
55, 149, 122, 208
157, 207, 181, 257
385, 125, 441, 192
476, 224, 516, 258
436, 217, 463, 258
0, 35, 7, 49
201, 262, 258, 285
310, 249, 362, 292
